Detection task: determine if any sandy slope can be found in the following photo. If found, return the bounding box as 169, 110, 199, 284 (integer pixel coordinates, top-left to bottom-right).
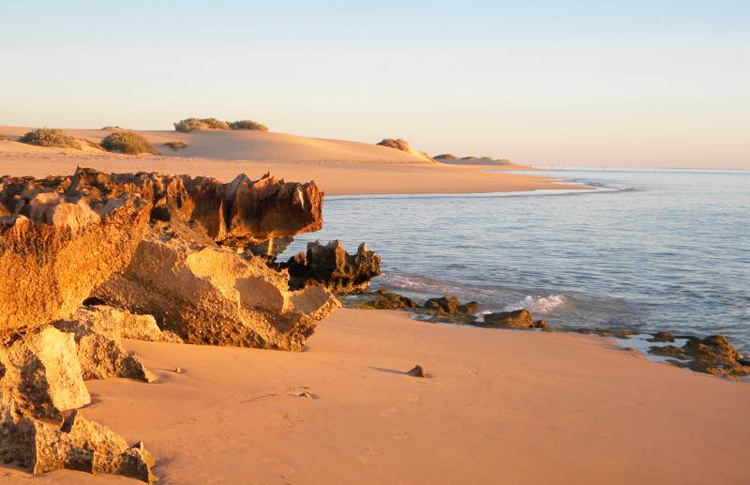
3, 309, 749, 484
0, 126, 574, 195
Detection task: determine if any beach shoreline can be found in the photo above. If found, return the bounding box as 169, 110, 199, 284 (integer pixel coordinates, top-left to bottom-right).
3, 308, 748, 484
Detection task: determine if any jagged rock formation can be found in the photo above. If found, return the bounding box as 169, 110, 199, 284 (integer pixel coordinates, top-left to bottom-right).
0, 183, 150, 333
283, 240, 382, 294
1, 408, 156, 483
649, 335, 750, 377
0, 324, 157, 482
61, 166, 323, 249
94, 225, 340, 350
0, 167, 333, 481
481, 310, 549, 329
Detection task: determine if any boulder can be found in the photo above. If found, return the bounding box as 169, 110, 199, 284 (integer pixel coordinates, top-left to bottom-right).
283, 240, 382, 294
423, 297, 479, 316
358, 289, 417, 310
0, 408, 155, 483
481, 309, 540, 329
0, 326, 90, 422
94, 226, 340, 350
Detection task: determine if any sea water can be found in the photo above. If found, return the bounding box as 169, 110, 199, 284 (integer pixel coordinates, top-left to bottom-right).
282, 169, 750, 351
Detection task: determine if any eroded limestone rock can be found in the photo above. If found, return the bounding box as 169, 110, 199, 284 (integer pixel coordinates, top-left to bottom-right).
94, 226, 340, 350
0, 187, 150, 334
283, 240, 382, 294
0, 408, 156, 483
0, 326, 90, 422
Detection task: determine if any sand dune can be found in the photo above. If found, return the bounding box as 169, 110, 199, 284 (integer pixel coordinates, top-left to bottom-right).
3, 308, 749, 484
0, 126, 575, 195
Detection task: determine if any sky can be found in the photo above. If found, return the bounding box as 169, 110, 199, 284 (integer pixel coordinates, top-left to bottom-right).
1, 0, 748, 169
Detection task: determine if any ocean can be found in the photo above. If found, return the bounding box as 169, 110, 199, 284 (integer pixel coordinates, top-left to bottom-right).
282, 168, 750, 352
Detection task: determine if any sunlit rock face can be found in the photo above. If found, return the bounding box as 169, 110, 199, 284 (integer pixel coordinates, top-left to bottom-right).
94, 224, 340, 351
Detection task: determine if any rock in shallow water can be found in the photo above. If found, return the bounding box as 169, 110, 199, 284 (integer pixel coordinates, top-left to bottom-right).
649, 334, 749, 377
282, 240, 381, 294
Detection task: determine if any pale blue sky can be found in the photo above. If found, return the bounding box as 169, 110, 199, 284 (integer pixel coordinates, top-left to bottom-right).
1, 0, 748, 168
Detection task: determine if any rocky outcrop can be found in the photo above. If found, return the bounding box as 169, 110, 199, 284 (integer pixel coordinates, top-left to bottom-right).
0, 183, 150, 334
60, 166, 323, 249
423, 297, 479, 316
94, 225, 340, 350
1, 408, 155, 483
283, 240, 382, 294
649, 335, 750, 377
481, 310, 549, 329
357, 289, 417, 310
0, 166, 334, 482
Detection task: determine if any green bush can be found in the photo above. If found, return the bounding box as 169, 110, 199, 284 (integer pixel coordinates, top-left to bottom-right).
228, 119, 268, 132
163, 141, 188, 150
100, 131, 160, 155
173, 117, 230, 132
19, 128, 80, 149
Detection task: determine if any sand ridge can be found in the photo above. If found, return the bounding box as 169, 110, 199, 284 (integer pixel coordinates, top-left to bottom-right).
0, 126, 570, 196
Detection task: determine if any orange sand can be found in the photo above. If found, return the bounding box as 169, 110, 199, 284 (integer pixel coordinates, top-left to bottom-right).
3, 309, 749, 484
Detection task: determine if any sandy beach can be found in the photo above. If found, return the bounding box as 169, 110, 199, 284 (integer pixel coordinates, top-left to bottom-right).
3, 308, 749, 484
1, 126, 748, 485
0, 127, 575, 195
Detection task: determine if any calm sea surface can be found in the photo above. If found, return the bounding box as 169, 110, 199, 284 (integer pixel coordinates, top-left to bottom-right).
283, 169, 750, 351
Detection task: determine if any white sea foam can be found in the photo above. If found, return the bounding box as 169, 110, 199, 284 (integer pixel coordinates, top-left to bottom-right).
502, 295, 566, 314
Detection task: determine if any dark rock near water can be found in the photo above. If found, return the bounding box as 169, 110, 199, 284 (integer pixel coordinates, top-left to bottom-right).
649, 334, 749, 377
358, 289, 417, 310
282, 240, 382, 294
481, 309, 543, 329
648, 331, 675, 343
423, 297, 478, 316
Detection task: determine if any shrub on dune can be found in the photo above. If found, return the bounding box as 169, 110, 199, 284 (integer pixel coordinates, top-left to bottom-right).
173, 117, 230, 132
0, 134, 7, 141
100, 130, 160, 155
19, 128, 80, 149
228, 119, 268, 132
377, 138, 412, 151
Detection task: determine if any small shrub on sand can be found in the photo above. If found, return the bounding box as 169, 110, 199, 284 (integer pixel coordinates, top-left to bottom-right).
377, 138, 411, 151
100, 131, 160, 155
19, 128, 80, 149
101, 126, 123, 131
227, 119, 268, 132
0, 134, 7, 141
434, 154, 458, 161
163, 141, 188, 150
173, 117, 230, 133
